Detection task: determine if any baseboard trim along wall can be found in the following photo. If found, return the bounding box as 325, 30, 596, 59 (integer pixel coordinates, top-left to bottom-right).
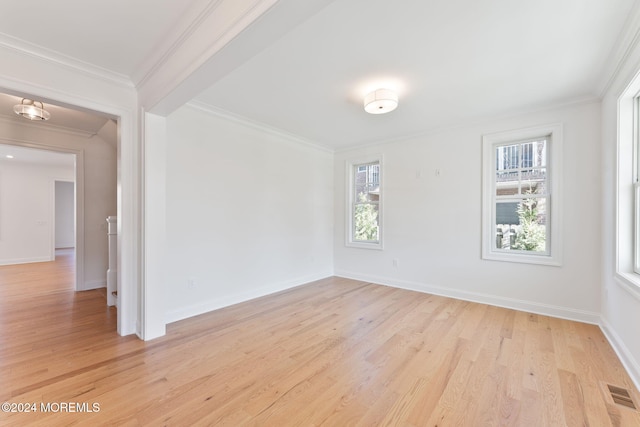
81, 280, 107, 291
600, 318, 640, 392
0, 256, 52, 266
334, 270, 601, 325
165, 271, 334, 325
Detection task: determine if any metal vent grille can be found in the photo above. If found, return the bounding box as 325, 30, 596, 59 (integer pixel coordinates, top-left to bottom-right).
608, 384, 637, 410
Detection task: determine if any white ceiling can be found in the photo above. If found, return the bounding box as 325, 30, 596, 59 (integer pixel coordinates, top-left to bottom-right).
0, 0, 198, 78
194, 0, 637, 149
0, 0, 638, 150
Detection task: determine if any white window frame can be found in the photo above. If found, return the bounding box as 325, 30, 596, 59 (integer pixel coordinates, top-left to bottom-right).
616, 72, 640, 294
482, 124, 563, 266
634, 96, 640, 275
346, 155, 383, 250
635, 182, 640, 274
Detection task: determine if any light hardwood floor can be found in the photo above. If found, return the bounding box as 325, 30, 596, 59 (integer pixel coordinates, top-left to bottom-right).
1, 252, 639, 426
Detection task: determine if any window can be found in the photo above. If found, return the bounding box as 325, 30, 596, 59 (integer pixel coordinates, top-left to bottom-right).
482, 124, 562, 265
615, 75, 640, 291
347, 156, 382, 249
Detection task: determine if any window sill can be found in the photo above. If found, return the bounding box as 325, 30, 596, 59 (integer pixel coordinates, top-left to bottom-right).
482, 251, 561, 266
346, 241, 383, 250
615, 272, 640, 302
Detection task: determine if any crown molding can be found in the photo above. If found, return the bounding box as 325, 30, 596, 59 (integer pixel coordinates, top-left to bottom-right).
0, 113, 97, 138
0, 32, 134, 89
335, 95, 600, 154
0, 135, 83, 157
193, 96, 597, 155
131, 0, 224, 87
186, 100, 334, 154
596, 1, 640, 97
133, 0, 278, 88
135, 0, 281, 114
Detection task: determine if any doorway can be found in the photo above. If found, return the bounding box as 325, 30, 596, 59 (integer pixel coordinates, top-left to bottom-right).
0, 89, 135, 336
0, 145, 76, 278
0, 116, 116, 296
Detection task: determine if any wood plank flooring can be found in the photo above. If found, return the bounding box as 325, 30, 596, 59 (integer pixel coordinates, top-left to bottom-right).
1, 253, 639, 426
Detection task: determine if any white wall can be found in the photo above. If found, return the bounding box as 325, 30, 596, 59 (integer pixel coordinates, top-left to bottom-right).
84, 121, 118, 289
0, 160, 73, 264
0, 120, 117, 288
55, 180, 75, 248
335, 102, 602, 322
163, 105, 334, 322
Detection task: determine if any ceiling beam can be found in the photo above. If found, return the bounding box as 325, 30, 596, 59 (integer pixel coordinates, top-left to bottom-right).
137, 0, 335, 116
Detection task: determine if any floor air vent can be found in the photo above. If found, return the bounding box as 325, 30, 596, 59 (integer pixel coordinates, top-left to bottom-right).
608, 384, 637, 410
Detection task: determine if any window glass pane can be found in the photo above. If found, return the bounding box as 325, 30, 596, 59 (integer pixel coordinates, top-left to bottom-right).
355, 162, 380, 202
495, 197, 547, 253
514, 198, 546, 252
354, 202, 379, 242
496, 145, 519, 170
496, 144, 519, 196
495, 202, 519, 249
496, 140, 547, 197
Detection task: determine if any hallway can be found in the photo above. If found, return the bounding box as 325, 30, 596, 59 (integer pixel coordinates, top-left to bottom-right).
0, 249, 76, 299
0, 249, 125, 414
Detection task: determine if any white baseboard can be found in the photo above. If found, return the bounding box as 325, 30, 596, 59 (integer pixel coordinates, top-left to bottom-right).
600, 317, 640, 392
334, 270, 601, 325
55, 244, 75, 250
165, 271, 334, 324
80, 280, 106, 291
0, 256, 52, 266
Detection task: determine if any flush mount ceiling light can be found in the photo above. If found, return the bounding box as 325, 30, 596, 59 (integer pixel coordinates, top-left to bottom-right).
13, 98, 51, 121
364, 88, 398, 114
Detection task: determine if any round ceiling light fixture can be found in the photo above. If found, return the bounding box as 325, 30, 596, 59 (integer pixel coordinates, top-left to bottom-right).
364, 88, 398, 114
13, 98, 51, 121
